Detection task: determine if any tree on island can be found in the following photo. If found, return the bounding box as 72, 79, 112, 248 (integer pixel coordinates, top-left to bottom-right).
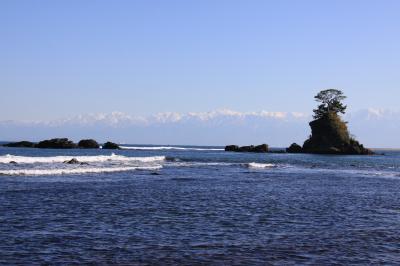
287, 89, 373, 155
313, 89, 347, 119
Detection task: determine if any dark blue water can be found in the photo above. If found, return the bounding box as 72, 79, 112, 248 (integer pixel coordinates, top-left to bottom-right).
1, 145, 400, 265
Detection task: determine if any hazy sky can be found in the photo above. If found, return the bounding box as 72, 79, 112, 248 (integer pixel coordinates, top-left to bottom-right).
1, 0, 399, 120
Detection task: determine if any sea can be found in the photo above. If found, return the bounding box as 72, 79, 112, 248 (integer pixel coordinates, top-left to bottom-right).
1, 145, 399, 265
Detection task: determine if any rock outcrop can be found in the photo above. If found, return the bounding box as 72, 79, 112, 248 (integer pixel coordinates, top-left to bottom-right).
102, 141, 120, 149
302, 113, 373, 155
225, 145, 239, 152
286, 143, 303, 153
35, 138, 77, 149
3, 141, 35, 148
78, 139, 100, 149
225, 144, 268, 153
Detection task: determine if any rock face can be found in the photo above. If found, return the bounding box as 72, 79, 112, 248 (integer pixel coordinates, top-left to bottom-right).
225, 144, 268, 153
35, 138, 77, 149
3, 141, 35, 148
102, 141, 120, 149
302, 113, 373, 155
78, 139, 100, 149
286, 143, 303, 153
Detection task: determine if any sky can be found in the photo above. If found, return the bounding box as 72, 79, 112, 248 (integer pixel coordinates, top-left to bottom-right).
0, 1, 400, 146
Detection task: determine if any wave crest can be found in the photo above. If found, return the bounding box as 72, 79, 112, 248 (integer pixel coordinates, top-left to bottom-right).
0, 154, 166, 164
247, 162, 276, 169
0, 165, 162, 176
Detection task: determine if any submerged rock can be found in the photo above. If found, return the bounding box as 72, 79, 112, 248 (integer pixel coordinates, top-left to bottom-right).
286, 143, 303, 153
302, 113, 373, 155
3, 141, 35, 148
225, 144, 268, 153
102, 141, 120, 149
150, 172, 161, 175
78, 139, 100, 149
35, 138, 77, 149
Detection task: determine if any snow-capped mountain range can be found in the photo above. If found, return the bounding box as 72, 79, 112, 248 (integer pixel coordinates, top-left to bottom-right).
1, 108, 399, 147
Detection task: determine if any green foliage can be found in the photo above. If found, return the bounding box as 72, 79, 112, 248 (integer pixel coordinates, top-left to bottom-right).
313, 89, 347, 119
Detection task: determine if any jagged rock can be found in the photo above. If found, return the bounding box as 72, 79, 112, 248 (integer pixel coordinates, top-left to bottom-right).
3, 141, 35, 148
286, 143, 303, 153
225, 144, 268, 153
78, 139, 100, 149
302, 113, 373, 155
35, 138, 77, 149
102, 141, 120, 149
64, 158, 80, 164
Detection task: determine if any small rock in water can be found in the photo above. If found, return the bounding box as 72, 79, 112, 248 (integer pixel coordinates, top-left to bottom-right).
225, 144, 268, 153
78, 139, 100, 149
9, 161, 18, 164
150, 172, 161, 175
102, 141, 120, 149
64, 158, 80, 164
286, 143, 303, 153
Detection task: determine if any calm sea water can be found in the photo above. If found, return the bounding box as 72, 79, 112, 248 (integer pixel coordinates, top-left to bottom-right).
1, 145, 399, 265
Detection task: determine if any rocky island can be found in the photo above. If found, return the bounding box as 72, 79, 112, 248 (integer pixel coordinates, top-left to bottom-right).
2, 138, 121, 150
287, 89, 373, 155
102, 141, 121, 149
3, 141, 36, 148
78, 139, 100, 149
35, 138, 77, 149
225, 144, 268, 153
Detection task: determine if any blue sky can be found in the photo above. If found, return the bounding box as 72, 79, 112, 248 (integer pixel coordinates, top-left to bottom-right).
1, 0, 400, 121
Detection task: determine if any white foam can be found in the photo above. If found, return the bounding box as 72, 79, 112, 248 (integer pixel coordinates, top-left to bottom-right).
247, 162, 276, 169
169, 162, 234, 167
0, 154, 166, 164
120, 146, 224, 151
0, 165, 162, 176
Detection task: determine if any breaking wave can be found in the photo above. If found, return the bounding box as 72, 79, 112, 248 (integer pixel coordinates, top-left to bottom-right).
246, 162, 276, 169
0, 154, 166, 164
0, 165, 162, 176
